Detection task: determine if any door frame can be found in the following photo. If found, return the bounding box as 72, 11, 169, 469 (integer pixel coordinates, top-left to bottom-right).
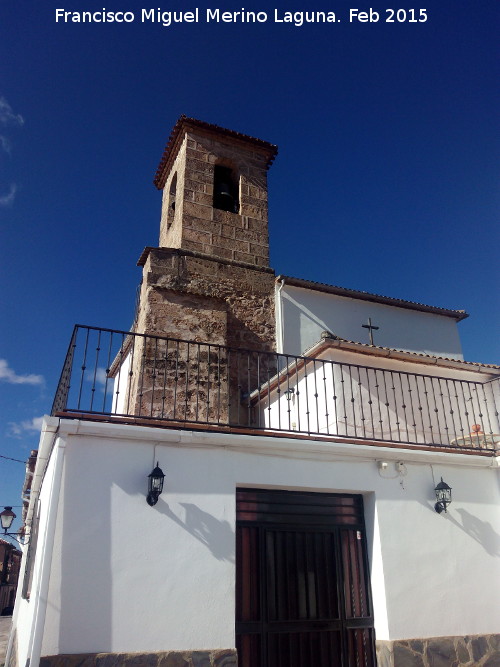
236, 488, 376, 667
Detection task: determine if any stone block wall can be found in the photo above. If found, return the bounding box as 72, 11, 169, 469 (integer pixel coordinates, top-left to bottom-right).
136, 248, 275, 350
159, 130, 271, 268
376, 634, 500, 667
127, 339, 231, 424
39, 649, 237, 667
126, 248, 276, 423
159, 134, 187, 250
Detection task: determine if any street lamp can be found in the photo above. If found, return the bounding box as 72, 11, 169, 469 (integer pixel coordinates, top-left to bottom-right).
1, 506, 28, 546
146, 463, 165, 506
434, 478, 452, 514
0, 506, 16, 533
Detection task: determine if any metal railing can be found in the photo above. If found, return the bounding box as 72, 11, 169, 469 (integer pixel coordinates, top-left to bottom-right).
51, 325, 500, 452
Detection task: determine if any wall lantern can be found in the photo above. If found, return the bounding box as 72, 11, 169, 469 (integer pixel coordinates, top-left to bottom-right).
1, 506, 16, 533
434, 477, 452, 514
147, 463, 165, 506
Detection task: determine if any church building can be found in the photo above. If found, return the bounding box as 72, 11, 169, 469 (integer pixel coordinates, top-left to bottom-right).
6, 117, 500, 667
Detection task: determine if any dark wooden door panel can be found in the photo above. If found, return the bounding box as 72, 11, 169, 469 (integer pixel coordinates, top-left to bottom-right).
268, 630, 343, 667
341, 528, 371, 620
346, 628, 376, 667
236, 489, 375, 667
266, 529, 340, 622
236, 525, 261, 623
236, 634, 261, 667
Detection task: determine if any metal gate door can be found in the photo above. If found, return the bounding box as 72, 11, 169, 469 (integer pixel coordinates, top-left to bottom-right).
236, 489, 376, 667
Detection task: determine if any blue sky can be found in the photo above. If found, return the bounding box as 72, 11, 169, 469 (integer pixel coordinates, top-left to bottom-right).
0, 1, 498, 532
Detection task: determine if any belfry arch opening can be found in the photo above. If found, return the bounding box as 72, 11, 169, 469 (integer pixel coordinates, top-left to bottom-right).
213, 164, 239, 213
166, 172, 177, 230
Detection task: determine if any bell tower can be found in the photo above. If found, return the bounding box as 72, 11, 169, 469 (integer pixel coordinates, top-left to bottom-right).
154, 116, 276, 267
134, 118, 278, 351
130, 118, 278, 420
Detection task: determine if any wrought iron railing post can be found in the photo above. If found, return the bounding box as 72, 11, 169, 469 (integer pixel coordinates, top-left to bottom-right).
51, 325, 79, 415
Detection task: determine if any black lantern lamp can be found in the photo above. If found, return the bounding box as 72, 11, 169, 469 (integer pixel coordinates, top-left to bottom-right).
434, 477, 452, 514
147, 463, 165, 506
0, 506, 28, 546
1, 506, 16, 533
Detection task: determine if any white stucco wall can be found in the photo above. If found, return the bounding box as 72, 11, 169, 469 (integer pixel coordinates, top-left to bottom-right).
12, 419, 500, 660
9, 420, 64, 667
276, 284, 464, 360
112, 349, 131, 415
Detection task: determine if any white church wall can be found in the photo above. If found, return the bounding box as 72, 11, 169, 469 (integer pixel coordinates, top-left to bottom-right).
40, 423, 238, 657
111, 348, 131, 414
10, 419, 64, 667
375, 461, 500, 640
277, 284, 464, 360
16, 420, 500, 660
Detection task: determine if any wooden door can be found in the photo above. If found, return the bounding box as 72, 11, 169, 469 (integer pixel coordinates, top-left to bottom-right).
236, 489, 376, 667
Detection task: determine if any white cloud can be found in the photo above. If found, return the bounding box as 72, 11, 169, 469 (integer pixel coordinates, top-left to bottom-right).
0, 135, 11, 154
22, 416, 45, 431
85, 367, 109, 386
0, 359, 44, 385
0, 183, 17, 207
0, 97, 23, 206
95, 367, 109, 385
0, 97, 24, 127
8, 417, 44, 438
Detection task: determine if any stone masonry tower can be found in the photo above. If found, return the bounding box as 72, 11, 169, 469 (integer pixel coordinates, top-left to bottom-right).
128, 117, 278, 421
136, 116, 278, 347
155, 116, 275, 268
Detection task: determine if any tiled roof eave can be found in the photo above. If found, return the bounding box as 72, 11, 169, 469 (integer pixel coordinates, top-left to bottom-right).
154, 115, 278, 189
304, 337, 500, 375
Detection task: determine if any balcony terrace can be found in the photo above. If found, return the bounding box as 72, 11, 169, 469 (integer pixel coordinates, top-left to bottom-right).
52, 325, 500, 454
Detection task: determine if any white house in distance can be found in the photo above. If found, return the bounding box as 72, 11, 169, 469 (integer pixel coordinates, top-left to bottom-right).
7, 117, 500, 667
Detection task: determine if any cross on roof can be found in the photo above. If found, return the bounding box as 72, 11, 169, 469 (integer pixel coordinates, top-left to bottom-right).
362, 317, 379, 345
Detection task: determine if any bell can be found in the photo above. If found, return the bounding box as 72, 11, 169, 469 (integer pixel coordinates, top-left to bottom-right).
216, 181, 233, 201
214, 180, 235, 211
